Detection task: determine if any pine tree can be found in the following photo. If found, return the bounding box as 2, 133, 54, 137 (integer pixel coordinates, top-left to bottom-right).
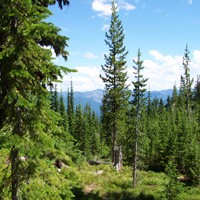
74, 104, 95, 159
100, 0, 130, 165
179, 45, 193, 115
90, 110, 101, 156
0, 1, 73, 198
51, 84, 59, 112
130, 49, 148, 187
84, 103, 101, 158
171, 84, 179, 111
67, 80, 75, 136
74, 104, 83, 143
59, 91, 68, 131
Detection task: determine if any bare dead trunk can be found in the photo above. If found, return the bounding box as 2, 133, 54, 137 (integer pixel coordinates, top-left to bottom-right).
114, 145, 123, 172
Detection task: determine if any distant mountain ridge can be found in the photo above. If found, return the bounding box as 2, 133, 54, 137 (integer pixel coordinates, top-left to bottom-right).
61, 89, 173, 116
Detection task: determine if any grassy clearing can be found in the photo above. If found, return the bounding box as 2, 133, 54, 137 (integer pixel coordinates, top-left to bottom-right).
73, 163, 200, 200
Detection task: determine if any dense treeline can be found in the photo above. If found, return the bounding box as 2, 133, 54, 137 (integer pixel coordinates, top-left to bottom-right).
100, 44, 200, 186
100, 0, 200, 188
50, 82, 101, 159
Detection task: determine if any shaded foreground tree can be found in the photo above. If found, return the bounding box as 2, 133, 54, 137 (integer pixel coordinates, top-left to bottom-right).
100, 0, 130, 169
0, 0, 74, 199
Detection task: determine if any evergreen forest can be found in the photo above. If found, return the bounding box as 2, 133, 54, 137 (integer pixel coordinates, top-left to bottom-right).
0, 0, 199, 199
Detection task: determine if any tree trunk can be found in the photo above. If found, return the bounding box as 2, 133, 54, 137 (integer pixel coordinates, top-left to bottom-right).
11, 147, 19, 200
133, 129, 138, 188
114, 145, 123, 172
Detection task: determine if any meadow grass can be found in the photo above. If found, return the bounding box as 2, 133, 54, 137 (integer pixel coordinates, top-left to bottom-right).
74, 163, 200, 200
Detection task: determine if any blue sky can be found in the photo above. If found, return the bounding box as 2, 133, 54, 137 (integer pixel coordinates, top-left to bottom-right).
48, 0, 200, 91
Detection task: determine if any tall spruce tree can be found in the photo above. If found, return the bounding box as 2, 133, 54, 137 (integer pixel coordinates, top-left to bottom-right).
0, 1, 73, 199
67, 80, 75, 136
130, 49, 148, 187
100, 0, 130, 166
59, 91, 68, 131
51, 84, 59, 112
180, 45, 193, 115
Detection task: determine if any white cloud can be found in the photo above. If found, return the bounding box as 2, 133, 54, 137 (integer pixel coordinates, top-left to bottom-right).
92, 0, 112, 17
119, 1, 136, 11
59, 66, 104, 92
193, 50, 200, 63
101, 24, 109, 31
84, 52, 99, 59
92, 0, 135, 17
141, 50, 199, 90
58, 50, 200, 92
191, 50, 200, 77
149, 50, 163, 61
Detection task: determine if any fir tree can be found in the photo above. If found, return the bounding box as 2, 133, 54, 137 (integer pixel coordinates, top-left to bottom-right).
59, 91, 68, 131
67, 80, 75, 136
51, 84, 59, 112
171, 84, 179, 111
0, 1, 73, 198
130, 49, 148, 187
100, 0, 130, 165
74, 104, 83, 144
179, 45, 193, 115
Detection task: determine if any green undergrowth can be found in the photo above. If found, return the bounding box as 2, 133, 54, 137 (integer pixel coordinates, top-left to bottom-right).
73, 163, 200, 200
0, 148, 199, 200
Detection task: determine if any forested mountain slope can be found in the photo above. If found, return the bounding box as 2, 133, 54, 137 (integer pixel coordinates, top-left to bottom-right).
61, 89, 173, 116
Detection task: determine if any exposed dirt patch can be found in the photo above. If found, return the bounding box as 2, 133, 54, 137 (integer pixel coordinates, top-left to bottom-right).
84, 183, 99, 194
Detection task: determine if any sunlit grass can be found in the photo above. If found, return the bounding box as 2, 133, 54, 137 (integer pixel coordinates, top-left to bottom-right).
76, 163, 200, 200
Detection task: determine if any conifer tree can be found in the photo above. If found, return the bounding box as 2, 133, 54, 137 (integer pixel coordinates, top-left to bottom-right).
147, 89, 152, 116
0, 1, 73, 198
74, 104, 83, 143
100, 0, 130, 165
59, 91, 68, 131
90, 111, 101, 156
74, 103, 96, 159
171, 84, 179, 111
83, 103, 101, 157
83, 103, 92, 158
51, 84, 59, 112
130, 49, 148, 187
67, 80, 75, 136
180, 45, 193, 115
165, 96, 171, 111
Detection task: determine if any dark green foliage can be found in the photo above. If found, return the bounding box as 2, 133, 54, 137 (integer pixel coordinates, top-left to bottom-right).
163, 161, 183, 200
0, 0, 81, 198
67, 80, 76, 136
51, 84, 60, 112
73, 103, 101, 159
59, 91, 68, 131
143, 47, 200, 186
